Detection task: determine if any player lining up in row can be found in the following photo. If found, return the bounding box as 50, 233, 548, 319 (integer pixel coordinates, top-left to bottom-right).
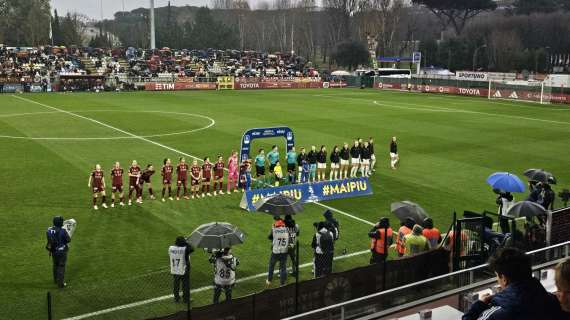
88, 152, 242, 210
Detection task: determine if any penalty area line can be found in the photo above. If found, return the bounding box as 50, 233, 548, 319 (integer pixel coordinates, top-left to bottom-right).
61, 249, 371, 320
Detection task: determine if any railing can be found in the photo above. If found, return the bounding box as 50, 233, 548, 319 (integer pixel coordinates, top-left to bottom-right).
283, 241, 570, 320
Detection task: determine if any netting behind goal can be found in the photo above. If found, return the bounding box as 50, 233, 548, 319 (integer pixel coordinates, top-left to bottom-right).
488, 80, 551, 104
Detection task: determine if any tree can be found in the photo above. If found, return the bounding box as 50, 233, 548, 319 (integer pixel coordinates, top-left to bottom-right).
331, 40, 369, 70
513, 0, 570, 15
412, 0, 496, 36
52, 9, 63, 45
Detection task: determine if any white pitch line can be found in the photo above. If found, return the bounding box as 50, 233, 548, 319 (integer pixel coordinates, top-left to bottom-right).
11, 95, 377, 227
61, 249, 371, 320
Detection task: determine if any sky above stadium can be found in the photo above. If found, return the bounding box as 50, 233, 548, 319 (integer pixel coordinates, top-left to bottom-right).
52, 0, 210, 20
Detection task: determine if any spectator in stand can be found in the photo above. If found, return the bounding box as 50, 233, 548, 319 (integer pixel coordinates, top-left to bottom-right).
312, 222, 334, 277
555, 259, 570, 317
542, 184, 556, 210
394, 218, 414, 257
462, 248, 562, 320
368, 217, 393, 264
422, 218, 441, 248
403, 224, 430, 256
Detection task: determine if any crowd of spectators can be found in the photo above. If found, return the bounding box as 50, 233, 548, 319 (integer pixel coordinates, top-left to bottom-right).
1, 45, 320, 91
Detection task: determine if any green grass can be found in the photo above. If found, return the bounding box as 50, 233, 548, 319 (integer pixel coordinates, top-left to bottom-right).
1, 89, 569, 319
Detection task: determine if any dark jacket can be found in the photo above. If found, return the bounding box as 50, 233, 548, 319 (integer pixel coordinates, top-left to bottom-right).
462, 278, 562, 320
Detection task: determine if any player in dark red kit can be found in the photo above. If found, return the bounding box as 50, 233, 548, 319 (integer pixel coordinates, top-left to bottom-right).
190, 159, 202, 199
161, 158, 174, 202
88, 164, 107, 210
128, 160, 141, 206
176, 157, 189, 200
213, 155, 225, 196
202, 157, 213, 197
137, 164, 156, 202
110, 161, 125, 208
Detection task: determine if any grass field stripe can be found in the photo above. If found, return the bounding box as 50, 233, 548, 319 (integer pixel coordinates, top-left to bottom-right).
11, 95, 377, 227
61, 249, 371, 320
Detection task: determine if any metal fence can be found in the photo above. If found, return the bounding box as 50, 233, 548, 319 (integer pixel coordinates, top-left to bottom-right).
283, 240, 570, 320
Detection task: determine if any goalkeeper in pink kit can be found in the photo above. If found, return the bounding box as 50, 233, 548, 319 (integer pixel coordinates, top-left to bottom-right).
227, 151, 239, 193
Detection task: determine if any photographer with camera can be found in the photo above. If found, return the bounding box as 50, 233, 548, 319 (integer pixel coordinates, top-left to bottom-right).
209, 247, 239, 303
368, 217, 393, 264
284, 215, 300, 276
168, 236, 194, 304
312, 222, 334, 278
496, 191, 514, 233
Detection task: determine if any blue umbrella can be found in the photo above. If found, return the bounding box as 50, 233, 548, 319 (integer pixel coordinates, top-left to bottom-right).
486, 172, 526, 193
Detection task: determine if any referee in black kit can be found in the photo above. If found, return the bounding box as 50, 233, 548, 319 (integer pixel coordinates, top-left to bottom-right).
390, 136, 399, 170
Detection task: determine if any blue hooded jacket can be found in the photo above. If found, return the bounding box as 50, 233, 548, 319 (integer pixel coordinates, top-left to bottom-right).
463, 278, 563, 320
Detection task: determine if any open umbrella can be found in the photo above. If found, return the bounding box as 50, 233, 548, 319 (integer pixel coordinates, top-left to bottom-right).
506, 201, 547, 218
390, 201, 429, 224
187, 222, 245, 249
524, 169, 557, 184
486, 172, 526, 193
254, 194, 304, 216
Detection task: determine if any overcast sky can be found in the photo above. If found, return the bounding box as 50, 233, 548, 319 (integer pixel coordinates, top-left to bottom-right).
51, 0, 210, 20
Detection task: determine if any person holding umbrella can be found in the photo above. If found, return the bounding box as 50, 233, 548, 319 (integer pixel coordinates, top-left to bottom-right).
266, 217, 290, 287
486, 172, 526, 233
168, 236, 194, 304
210, 247, 239, 304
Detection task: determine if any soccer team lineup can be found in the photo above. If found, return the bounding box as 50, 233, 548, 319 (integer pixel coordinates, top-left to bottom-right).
88, 137, 399, 209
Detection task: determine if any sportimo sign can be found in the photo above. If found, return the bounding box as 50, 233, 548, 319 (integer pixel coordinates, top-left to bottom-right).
240, 127, 295, 162
239, 177, 373, 211
456, 71, 488, 81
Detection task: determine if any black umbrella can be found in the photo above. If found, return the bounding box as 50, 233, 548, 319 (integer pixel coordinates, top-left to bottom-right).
390, 201, 429, 225
524, 169, 557, 184
187, 222, 245, 249
254, 194, 304, 216
506, 201, 547, 218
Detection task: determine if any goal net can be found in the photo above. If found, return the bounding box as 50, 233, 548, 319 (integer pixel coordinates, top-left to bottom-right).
488, 80, 551, 104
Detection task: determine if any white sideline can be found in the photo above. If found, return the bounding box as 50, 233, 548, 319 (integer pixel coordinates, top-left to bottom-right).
61, 249, 371, 320
11, 95, 376, 318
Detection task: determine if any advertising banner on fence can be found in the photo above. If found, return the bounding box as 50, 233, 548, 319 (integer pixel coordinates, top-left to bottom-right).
144, 82, 216, 91
456, 71, 488, 81
240, 177, 373, 211
234, 80, 323, 90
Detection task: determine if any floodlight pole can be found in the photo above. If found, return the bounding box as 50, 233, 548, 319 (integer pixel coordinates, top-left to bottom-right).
150, 0, 156, 49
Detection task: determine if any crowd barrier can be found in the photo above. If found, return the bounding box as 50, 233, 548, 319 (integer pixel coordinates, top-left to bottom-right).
158, 249, 450, 320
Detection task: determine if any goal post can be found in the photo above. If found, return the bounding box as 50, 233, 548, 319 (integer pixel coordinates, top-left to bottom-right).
488, 79, 551, 104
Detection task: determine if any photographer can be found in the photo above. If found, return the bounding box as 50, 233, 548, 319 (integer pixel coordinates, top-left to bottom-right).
368, 217, 393, 264
284, 215, 300, 276
46, 216, 71, 288
312, 222, 334, 278
209, 247, 239, 303
496, 191, 514, 233
323, 210, 340, 241
168, 236, 194, 303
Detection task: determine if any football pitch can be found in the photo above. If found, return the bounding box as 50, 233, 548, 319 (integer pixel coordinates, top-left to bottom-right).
1, 89, 569, 319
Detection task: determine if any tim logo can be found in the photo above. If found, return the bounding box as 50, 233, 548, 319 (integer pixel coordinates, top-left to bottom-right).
286, 131, 293, 141
244, 135, 250, 144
